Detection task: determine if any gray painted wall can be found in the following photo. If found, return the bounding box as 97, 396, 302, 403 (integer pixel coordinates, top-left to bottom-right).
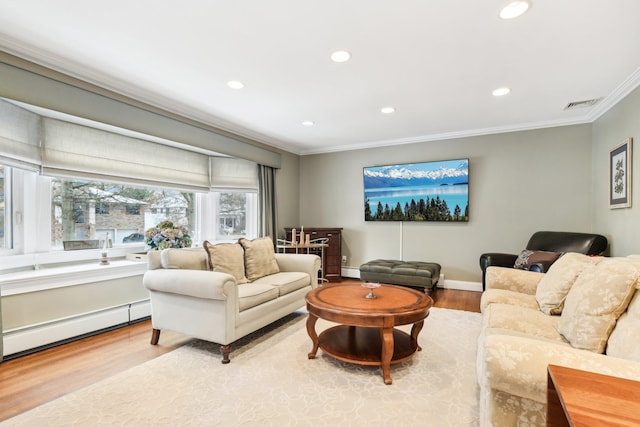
275, 150, 301, 240
593, 86, 640, 256
297, 124, 595, 282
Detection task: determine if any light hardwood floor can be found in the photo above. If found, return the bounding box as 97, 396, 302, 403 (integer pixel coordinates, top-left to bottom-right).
0, 284, 480, 422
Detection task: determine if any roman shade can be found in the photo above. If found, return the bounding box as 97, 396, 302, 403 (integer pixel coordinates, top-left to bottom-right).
209, 157, 258, 190
0, 98, 41, 171
41, 118, 210, 191
0, 54, 281, 169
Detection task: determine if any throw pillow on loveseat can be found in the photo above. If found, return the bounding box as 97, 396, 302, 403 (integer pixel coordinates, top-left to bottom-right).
238, 236, 280, 281
203, 241, 249, 283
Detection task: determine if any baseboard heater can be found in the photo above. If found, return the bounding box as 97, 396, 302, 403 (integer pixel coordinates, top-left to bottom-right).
2, 300, 151, 359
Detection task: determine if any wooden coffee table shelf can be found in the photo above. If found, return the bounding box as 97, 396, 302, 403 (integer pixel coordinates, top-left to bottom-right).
305, 283, 432, 384
319, 326, 418, 366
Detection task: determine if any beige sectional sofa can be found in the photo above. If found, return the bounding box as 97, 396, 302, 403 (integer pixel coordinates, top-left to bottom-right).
143, 237, 321, 363
477, 253, 640, 426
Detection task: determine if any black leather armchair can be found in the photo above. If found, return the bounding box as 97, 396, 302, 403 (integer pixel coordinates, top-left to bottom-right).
479, 231, 608, 290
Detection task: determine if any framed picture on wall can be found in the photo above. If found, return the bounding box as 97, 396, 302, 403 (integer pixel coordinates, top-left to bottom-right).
610, 137, 632, 209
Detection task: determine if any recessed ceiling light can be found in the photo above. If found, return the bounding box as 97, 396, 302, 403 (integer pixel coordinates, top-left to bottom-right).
227, 80, 244, 89
492, 87, 511, 97
381, 107, 396, 114
499, 1, 530, 19
330, 50, 352, 63
302, 121, 315, 126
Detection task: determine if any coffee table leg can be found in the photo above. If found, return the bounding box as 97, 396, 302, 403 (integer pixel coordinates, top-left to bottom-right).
306, 313, 319, 359
381, 326, 394, 385
411, 320, 425, 351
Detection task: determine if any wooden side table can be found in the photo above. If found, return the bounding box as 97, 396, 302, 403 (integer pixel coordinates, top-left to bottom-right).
547, 364, 640, 426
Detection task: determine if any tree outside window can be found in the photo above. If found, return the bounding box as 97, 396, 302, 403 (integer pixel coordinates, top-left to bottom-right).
217, 192, 247, 236
51, 178, 195, 246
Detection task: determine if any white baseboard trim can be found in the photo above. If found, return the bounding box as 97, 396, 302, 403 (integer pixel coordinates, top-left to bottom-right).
438, 279, 482, 293
3, 300, 151, 357
341, 266, 360, 278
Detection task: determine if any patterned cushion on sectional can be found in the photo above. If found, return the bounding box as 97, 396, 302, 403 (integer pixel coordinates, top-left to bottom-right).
239, 236, 280, 281
535, 252, 603, 315
483, 303, 566, 343
480, 288, 539, 313
606, 286, 640, 361
558, 257, 640, 353
513, 249, 563, 270
203, 241, 248, 284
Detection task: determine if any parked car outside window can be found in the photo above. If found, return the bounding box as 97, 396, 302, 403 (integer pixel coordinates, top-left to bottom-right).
122, 232, 145, 243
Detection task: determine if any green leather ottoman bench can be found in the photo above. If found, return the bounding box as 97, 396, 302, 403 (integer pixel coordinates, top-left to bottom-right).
359, 259, 441, 295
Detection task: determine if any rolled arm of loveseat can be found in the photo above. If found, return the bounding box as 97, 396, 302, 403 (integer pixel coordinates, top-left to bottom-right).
275, 253, 322, 288
485, 266, 545, 295
479, 332, 640, 404
143, 269, 237, 300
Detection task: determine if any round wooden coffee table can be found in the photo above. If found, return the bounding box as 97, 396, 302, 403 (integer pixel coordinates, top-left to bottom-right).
305, 283, 433, 384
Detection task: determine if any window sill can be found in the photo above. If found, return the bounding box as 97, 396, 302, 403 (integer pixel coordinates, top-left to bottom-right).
0, 259, 147, 296
0, 246, 146, 272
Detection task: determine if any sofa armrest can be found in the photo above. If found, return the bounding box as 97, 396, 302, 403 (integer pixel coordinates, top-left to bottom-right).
143, 269, 237, 300
275, 253, 322, 288
147, 250, 162, 270
485, 266, 544, 294
528, 260, 555, 273
479, 332, 640, 404
479, 252, 519, 272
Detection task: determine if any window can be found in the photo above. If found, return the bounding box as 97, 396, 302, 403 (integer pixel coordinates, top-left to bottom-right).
125, 205, 141, 215
51, 178, 196, 247
2, 164, 260, 272
199, 191, 257, 242
0, 95, 263, 273
95, 202, 110, 215
0, 165, 10, 250
218, 192, 247, 236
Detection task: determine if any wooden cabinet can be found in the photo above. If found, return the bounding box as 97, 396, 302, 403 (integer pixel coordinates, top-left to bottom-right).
284, 227, 342, 282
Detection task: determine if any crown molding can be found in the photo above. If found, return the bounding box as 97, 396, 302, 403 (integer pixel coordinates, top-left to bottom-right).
298, 117, 593, 155
586, 66, 640, 122
3, 37, 640, 158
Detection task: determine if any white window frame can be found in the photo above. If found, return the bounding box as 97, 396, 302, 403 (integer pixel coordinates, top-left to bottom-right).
0, 165, 13, 254
197, 190, 258, 245
3, 171, 259, 272
2, 172, 160, 270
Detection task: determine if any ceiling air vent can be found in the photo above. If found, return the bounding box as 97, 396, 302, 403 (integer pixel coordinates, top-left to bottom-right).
564, 98, 602, 110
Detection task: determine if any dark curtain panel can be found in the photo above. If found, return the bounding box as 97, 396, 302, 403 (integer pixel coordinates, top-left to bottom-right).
258, 164, 277, 242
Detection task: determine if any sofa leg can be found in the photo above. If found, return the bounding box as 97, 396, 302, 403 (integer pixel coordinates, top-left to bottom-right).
150, 328, 160, 345
221, 344, 231, 364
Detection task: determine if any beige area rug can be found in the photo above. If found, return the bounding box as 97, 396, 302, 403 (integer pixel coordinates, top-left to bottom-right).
3, 307, 481, 427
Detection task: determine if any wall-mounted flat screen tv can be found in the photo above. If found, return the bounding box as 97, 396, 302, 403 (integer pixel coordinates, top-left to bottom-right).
364, 158, 469, 222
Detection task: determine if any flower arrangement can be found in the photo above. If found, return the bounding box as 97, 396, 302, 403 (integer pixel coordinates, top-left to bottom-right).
145, 220, 192, 251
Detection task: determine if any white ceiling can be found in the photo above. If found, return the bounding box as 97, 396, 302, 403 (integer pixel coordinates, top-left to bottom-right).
1, 0, 640, 156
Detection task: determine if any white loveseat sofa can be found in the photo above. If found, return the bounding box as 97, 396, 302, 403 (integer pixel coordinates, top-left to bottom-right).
477, 253, 640, 426
143, 237, 321, 363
